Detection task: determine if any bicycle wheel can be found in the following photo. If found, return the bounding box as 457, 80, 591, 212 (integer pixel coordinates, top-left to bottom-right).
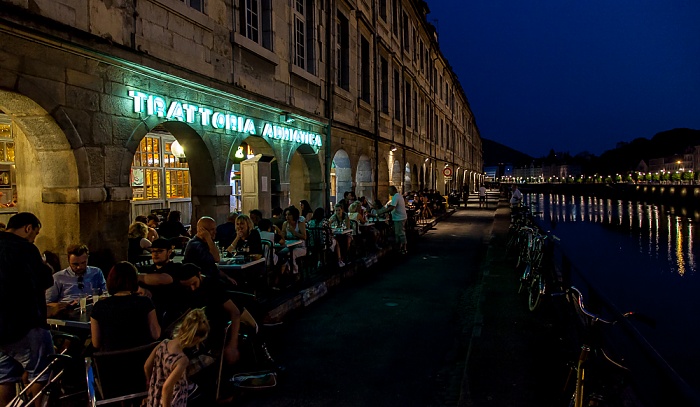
528, 272, 544, 311
518, 263, 531, 293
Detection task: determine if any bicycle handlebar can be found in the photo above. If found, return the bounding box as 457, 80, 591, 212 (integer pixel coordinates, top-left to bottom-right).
569, 286, 656, 328
569, 286, 617, 325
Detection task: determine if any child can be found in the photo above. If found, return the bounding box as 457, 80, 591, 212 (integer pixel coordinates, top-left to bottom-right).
144, 308, 209, 407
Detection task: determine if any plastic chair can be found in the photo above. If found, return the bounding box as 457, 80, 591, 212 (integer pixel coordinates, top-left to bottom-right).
85, 341, 159, 406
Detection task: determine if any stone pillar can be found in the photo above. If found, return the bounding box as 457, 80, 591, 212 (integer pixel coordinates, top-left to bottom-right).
192, 185, 233, 225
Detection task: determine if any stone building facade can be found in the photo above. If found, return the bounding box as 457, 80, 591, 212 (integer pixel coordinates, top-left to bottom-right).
0, 0, 482, 268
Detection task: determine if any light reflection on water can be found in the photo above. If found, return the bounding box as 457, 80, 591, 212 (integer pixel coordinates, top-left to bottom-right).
532, 193, 697, 277
525, 192, 700, 392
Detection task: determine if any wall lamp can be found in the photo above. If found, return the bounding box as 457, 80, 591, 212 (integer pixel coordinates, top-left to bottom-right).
425, 157, 430, 162
390, 145, 398, 152
280, 112, 295, 123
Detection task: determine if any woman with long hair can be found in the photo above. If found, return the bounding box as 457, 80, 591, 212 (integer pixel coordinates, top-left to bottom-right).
281, 206, 307, 276
299, 200, 313, 222
127, 221, 152, 264
225, 214, 262, 256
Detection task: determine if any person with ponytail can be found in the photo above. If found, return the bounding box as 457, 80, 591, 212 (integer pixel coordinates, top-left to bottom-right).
144, 308, 209, 407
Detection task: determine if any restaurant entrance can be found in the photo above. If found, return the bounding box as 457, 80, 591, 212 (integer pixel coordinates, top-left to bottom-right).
130, 128, 192, 224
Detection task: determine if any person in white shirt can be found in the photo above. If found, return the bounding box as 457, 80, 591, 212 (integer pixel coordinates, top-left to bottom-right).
479, 185, 487, 208
376, 186, 408, 254
510, 184, 523, 208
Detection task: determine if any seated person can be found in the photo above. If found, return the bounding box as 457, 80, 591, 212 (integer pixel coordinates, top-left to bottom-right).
216, 212, 238, 250
329, 203, 352, 261
137, 237, 183, 326
307, 207, 343, 267
349, 201, 380, 251
299, 200, 313, 223
127, 221, 152, 264
185, 216, 236, 286
226, 214, 262, 256
249, 209, 263, 228
146, 214, 161, 232
135, 215, 159, 242
270, 207, 285, 230
46, 244, 107, 305
257, 218, 284, 245
90, 262, 161, 351
281, 206, 307, 276
158, 210, 190, 249
174, 264, 245, 367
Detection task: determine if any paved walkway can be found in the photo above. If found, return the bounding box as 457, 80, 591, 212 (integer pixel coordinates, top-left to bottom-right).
240, 206, 495, 406
460, 200, 569, 407
245, 197, 569, 406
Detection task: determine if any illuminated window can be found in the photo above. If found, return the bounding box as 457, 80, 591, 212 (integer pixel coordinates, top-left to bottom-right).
131, 134, 190, 201
0, 113, 17, 210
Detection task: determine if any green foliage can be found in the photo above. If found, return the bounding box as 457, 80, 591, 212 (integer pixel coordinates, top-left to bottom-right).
672, 172, 682, 182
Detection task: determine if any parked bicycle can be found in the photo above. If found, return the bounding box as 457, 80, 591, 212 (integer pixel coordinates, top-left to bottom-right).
562, 286, 654, 407
517, 226, 557, 311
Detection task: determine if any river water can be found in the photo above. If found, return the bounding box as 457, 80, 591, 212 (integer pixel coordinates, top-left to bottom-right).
523, 192, 700, 395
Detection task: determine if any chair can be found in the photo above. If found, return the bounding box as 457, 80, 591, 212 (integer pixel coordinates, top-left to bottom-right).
305, 226, 329, 273
85, 341, 159, 406
215, 321, 278, 402
260, 238, 276, 286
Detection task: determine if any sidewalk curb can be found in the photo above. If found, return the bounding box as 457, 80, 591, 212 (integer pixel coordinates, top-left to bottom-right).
458, 200, 510, 407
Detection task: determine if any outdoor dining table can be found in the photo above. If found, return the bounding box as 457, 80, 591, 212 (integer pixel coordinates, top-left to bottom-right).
217, 256, 266, 271
333, 228, 352, 236
276, 239, 303, 249
47, 303, 93, 330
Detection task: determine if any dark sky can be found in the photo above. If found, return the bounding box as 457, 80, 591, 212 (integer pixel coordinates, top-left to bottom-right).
427, 0, 700, 158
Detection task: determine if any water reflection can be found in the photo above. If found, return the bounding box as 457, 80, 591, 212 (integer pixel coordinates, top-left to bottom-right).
526, 193, 698, 277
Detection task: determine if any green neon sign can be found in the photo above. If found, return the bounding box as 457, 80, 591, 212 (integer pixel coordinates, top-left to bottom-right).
127, 90, 322, 148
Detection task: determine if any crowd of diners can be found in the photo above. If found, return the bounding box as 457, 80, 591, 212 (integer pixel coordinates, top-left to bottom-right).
0, 185, 447, 405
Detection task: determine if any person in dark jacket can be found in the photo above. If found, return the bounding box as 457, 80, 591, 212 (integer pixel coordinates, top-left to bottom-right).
0, 212, 55, 406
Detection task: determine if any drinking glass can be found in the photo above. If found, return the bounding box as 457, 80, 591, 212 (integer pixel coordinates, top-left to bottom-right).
79, 294, 87, 313
92, 288, 101, 304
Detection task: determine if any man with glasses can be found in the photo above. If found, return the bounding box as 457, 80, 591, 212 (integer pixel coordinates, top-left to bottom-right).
45, 244, 106, 305
0, 212, 55, 406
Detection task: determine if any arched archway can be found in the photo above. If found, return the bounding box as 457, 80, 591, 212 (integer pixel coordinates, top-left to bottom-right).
420, 165, 425, 190
0, 89, 82, 257
404, 163, 411, 191
356, 155, 373, 202
332, 149, 352, 205
230, 135, 281, 216
377, 157, 390, 202
125, 120, 218, 224
391, 159, 402, 189
412, 164, 419, 191
289, 144, 324, 211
